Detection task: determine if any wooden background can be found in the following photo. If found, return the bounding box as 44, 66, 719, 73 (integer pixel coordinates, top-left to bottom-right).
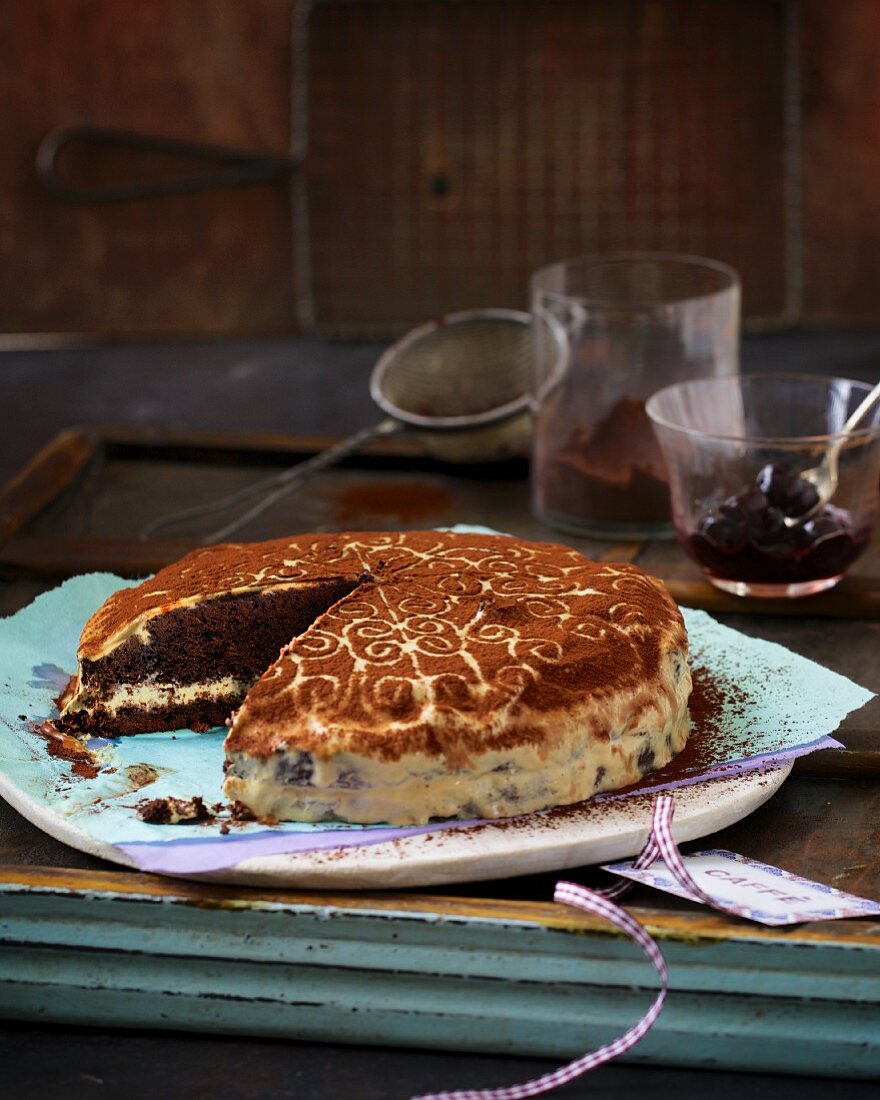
1, 0, 879, 336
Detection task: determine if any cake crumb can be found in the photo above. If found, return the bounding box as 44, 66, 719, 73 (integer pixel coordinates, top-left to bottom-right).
137, 795, 211, 825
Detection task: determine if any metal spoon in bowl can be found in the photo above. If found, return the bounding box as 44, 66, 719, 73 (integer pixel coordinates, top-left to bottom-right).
783, 376, 880, 528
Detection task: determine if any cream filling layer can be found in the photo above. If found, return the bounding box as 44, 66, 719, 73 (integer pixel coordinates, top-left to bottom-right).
223, 655, 692, 825
63, 676, 248, 717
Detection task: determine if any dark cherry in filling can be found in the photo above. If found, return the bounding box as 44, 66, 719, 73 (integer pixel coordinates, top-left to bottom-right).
682, 462, 870, 583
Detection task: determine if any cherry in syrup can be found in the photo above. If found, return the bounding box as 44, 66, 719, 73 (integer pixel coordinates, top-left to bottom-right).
684, 462, 868, 583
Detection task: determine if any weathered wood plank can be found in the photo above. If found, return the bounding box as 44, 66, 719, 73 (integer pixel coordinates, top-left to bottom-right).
1, 871, 879, 1078
2, 863, 879, 947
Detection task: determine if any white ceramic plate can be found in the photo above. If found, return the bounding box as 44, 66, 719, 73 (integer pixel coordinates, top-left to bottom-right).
1, 763, 790, 889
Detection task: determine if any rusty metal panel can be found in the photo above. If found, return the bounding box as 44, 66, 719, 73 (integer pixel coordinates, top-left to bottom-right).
295, 0, 800, 336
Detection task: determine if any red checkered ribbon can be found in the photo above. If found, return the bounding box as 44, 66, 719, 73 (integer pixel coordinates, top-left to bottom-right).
409, 795, 676, 1100
647, 791, 764, 921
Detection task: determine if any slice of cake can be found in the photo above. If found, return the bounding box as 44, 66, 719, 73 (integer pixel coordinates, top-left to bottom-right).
57, 535, 368, 734
60, 531, 692, 825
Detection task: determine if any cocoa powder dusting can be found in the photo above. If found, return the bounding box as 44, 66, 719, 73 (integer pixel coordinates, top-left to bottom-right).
334, 482, 453, 524
229, 543, 686, 764
539, 396, 670, 524
77, 531, 375, 660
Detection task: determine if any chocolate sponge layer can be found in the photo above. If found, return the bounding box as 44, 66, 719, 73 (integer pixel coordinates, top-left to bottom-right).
74, 579, 358, 735
71, 698, 240, 737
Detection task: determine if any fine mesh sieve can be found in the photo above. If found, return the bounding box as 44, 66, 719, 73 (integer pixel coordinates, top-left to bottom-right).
141, 308, 567, 544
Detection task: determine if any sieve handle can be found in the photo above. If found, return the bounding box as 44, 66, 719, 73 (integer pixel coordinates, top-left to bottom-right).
140, 418, 401, 543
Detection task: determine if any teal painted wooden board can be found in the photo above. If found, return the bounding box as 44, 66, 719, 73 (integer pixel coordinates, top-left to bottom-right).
1, 869, 878, 1079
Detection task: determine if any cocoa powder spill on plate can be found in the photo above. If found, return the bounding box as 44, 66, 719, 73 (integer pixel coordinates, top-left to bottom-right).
421, 663, 754, 843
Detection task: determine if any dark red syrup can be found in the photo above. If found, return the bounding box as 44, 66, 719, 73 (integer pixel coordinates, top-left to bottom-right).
682, 462, 871, 584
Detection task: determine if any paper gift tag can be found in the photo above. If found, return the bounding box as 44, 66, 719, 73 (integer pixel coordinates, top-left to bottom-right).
603, 848, 880, 926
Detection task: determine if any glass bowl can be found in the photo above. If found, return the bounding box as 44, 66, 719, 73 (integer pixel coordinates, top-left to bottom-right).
646, 373, 880, 598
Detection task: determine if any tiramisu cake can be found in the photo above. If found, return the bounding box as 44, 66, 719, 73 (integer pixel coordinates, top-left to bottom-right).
59, 531, 692, 825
